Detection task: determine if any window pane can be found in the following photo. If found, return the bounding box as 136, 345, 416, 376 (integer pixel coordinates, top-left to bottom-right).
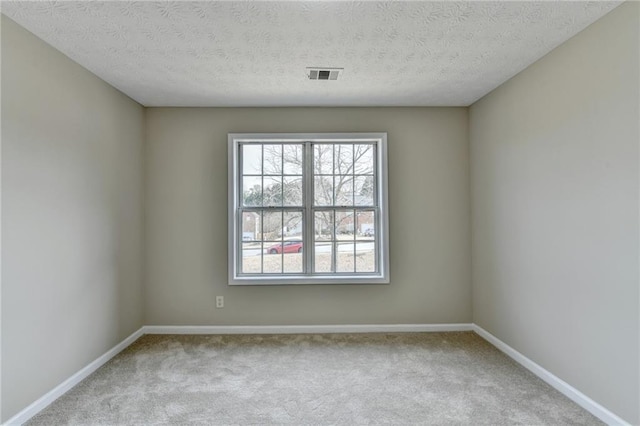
263, 144, 282, 175
242, 176, 262, 207
265, 241, 281, 255
242, 144, 262, 175
282, 238, 304, 274
336, 241, 355, 273
314, 144, 333, 175
242, 242, 262, 274
283, 176, 303, 206
335, 176, 354, 206
284, 249, 303, 274
314, 176, 333, 206
284, 210, 304, 272
354, 176, 374, 206
263, 176, 282, 206
283, 144, 303, 175
355, 241, 376, 273
356, 211, 375, 238
354, 144, 374, 175
242, 211, 260, 242
335, 210, 355, 238
314, 211, 333, 241
334, 144, 354, 175
284, 211, 303, 239
314, 242, 333, 272
263, 242, 283, 273
263, 211, 282, 241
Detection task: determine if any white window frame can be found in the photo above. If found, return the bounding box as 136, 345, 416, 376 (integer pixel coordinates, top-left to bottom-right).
228, 132, 389, 285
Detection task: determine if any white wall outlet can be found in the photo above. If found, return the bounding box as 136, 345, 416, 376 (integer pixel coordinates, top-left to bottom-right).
216, 296, 224, 308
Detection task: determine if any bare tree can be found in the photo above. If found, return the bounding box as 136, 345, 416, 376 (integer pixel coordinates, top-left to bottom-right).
244, 143, 374, 240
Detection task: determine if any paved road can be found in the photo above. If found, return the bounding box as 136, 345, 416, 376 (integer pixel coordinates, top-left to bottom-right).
243, 242, 374, 257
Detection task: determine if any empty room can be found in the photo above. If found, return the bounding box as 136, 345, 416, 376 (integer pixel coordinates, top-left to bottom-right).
1, 1, 638, 425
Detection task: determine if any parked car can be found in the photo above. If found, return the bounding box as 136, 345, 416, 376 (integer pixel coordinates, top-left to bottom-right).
363, 228, 375, 237
267, 241, 303, 254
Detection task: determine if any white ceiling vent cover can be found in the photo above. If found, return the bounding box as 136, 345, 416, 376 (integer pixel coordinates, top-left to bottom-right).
307, 67, 343, 80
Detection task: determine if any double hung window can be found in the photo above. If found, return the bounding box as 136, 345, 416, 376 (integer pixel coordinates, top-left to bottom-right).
228, 133, 388, 285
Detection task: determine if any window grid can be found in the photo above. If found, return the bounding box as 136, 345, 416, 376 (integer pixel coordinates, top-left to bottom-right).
239, 142, 377, 276
311, 209, 377, 274
310, 143, 377, 275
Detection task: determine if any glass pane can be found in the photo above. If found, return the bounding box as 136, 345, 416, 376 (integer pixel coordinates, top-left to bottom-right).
283, 144, 303, 175
283, 244, 303, 273
354, 144, 374, 175
242, 242, 262, 274
334, 144, 354, 175
314, 211, 333, 241
283, 176, 303, 206
265, 241, 281, 255
335, 210, 355, 238
242, 176, 262, 207
336, 241, 355, 273
263, 211, 282, 241
263, 144, 282, 175
283, 211, 303, 239
354, 176, 374, 206
335, 176, 354, 206
263, 242, 283, 273
277, 236, 304, 274
263, 176, 282, 206
242, 211, 260, 242
314, 176, 333, 206
314, 242, 333, 273
356, 211, 375, 238
242, 144, 262, 175
355, 241, 376, 273
314, 144, 333, 175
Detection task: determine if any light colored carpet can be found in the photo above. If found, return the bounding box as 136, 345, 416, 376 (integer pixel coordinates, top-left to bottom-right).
27, 332, 601, 425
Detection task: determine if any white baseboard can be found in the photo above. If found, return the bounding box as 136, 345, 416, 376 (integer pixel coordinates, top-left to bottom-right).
471, 324, 630, 426
7, 323, 628, 426
142, 323, 473, 335
3, 323, 471, 424
3, 327, 145, 426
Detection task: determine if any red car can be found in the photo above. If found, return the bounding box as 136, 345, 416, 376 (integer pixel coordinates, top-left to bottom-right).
267, 241, 303, 254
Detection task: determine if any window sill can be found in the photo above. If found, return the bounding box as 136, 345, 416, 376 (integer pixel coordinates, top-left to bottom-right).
229, 275, 390, 286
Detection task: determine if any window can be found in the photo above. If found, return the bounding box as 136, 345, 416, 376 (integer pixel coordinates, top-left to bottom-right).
228, 133, 389, 285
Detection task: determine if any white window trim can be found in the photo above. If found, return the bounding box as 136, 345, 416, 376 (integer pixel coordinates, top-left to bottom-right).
228, 132, 389, 285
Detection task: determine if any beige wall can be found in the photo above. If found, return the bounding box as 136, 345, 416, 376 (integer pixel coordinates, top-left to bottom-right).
470, 3, 639, 424
1, 16, 145, 421
4, 2, 638, 423
144, 107, 471, 326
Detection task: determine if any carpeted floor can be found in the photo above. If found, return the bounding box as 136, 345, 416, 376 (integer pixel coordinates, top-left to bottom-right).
27, 332, 601, 425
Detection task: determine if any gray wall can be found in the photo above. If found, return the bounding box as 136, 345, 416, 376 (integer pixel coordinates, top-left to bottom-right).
3, 2, 638, 423
469, 3, 639, 424
1, 16, 145, 421
144, 107, 471, 326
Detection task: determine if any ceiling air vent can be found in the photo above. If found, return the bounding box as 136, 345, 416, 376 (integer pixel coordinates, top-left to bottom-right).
307, 67, 343, 80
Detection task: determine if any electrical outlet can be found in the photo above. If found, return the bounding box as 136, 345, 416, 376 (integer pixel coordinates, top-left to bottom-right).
216, 296, 224, 308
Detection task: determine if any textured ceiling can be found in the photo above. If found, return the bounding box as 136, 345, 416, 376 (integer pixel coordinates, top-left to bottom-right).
2, 1, 622, 107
